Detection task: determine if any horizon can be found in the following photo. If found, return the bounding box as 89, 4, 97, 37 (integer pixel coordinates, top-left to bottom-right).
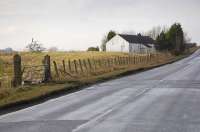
0, 0, 199, 51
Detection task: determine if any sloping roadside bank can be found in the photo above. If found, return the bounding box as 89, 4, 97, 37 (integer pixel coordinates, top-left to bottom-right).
0, 50, 198, 115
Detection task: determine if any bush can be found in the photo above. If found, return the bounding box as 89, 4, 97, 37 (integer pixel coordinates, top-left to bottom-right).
87, 46, 100, 51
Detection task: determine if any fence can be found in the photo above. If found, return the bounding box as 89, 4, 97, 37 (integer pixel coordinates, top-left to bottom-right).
0, 60, 3, 88
0, 59, 3, 77
0, 52, 172, 88
0, 57, 13, 89
50, 54, 159, 81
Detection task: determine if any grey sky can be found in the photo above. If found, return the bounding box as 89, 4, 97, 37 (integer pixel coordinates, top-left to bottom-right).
0, 0, 199, 51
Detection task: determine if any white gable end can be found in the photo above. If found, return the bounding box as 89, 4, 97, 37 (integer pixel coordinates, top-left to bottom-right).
106, 35, 129, 52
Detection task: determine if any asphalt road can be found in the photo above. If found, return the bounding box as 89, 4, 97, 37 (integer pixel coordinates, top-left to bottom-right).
1, 50, 200, 132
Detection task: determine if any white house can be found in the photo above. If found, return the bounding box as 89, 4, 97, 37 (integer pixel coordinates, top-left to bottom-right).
106, 34, 155, 53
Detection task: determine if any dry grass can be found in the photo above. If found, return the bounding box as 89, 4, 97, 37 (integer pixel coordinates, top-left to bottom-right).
0, 51, 148, 88
0, 57, 172, 108
1, 51, 130, 73
1, 51, 130, 64
0, 48, 198, 109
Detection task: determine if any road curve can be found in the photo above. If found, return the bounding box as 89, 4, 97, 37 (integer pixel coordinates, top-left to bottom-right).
1, 50, 200, 132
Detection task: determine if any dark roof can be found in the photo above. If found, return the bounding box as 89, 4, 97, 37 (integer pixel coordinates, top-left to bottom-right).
118, 34, 154, 47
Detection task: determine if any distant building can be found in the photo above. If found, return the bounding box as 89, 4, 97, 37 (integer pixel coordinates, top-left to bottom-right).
106, 34, 155, 53
0, 48, 13, 54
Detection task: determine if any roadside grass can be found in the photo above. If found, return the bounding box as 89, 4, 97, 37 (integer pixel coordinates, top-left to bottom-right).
0, 48, 198, 109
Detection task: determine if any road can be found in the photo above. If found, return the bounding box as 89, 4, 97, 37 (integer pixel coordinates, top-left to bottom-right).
1, 50, 200, 132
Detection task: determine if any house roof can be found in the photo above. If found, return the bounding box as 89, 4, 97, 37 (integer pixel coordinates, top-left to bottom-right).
118, 34, 155, 48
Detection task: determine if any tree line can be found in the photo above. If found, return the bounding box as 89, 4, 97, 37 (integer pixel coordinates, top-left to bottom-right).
24, 23, 194, 55
155, 23, 187, 55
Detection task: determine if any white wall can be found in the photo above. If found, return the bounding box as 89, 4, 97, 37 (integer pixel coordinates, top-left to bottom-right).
106, 35, 156, 53
106, 35, 129, 52
129, 43, 151, 54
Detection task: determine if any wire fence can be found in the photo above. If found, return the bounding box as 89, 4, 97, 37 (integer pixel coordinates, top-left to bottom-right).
0, 52, 173, 89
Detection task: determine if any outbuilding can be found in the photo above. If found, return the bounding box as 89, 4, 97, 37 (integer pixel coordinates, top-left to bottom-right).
106, 34, 155, 53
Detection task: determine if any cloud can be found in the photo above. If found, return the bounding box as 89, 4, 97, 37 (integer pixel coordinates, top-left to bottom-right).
0, 0, 199, 50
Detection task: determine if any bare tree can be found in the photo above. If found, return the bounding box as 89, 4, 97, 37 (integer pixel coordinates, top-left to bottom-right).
145, 26, 162, 40
100, 30, 116, 51
26, 38, 45, 52
100, 35, 107, 51
183, 32, 191, 43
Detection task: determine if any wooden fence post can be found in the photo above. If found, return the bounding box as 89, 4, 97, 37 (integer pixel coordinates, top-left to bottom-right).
13, 54, 22, 87
62, 60, 66, 73
118, 57, 120, 65
141, 56, 143, 64
123, 57, 126, 65
83, 59, 88, 71
135, 56, 137, 64
43, 55, 51, 82
93, 59, 97, 70
121, 57, 123, 65
73, 60, 78, 74
88, 58, 92, 71
53, 61, 59, 78
126, 57, 128, 65
131, 56, 134, 64
110, 58, 112, 67
68, 60, 72, 73
114, 57, 117, 66
107, 59, 110, 67
79, 59, 84, 73
124, 57, 127, 65
98, 59, 101, 68
0, 59, 3, 77
119, 57, 122, 65
146, 55, 148, 64
103, 59, 107, 67
149, 54, 152, 62
148, 54, 150, 63
147, 54, 149, 63
112, 58, 115, 66
120, 57, 122, 65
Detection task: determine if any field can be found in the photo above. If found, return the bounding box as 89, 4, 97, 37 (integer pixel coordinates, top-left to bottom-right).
0, 51, 133, 85
0, 48, 198, 109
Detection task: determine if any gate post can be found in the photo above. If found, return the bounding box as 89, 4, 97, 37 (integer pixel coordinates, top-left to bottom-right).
43, 55, 52, 82
13, 54, 22, 87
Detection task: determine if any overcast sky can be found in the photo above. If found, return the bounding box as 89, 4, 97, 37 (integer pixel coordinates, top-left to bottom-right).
0, 0, 199, 51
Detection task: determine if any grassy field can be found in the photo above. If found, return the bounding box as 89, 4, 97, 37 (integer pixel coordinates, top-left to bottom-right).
0, 51, 130, 80
0, 51, 130, 64
0, 51, 130, 76
0, 48, 198, 109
